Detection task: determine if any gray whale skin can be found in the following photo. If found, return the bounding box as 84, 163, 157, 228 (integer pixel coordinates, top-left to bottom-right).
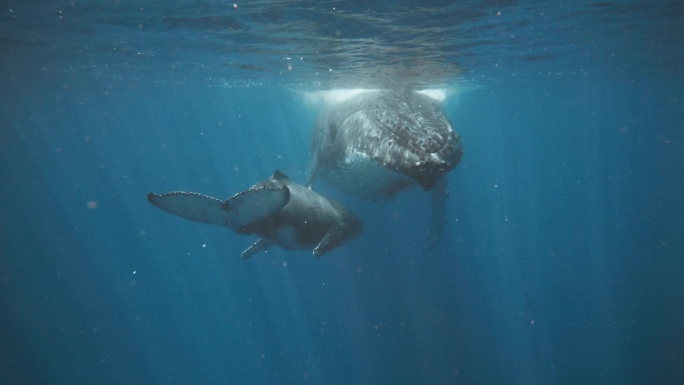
306, 90, 463, 242
148, 171, 362, 259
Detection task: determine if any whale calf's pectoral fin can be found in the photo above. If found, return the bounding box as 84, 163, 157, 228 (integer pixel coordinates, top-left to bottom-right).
147, 192, 230, 226
224, 186, 290, 228
241, 238, 272, 260
313, 226, 347, 257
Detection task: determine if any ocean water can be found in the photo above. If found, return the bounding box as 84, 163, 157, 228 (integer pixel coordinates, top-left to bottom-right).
1, 1, 683, 384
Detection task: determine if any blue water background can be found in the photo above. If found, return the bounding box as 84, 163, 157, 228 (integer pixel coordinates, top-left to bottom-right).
2, 2, 684, 385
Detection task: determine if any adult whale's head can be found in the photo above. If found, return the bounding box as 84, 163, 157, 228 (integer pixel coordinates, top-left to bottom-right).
307, 90, 463, 200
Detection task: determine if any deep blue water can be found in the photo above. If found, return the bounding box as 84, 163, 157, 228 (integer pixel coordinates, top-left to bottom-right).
2, 1, 684, 385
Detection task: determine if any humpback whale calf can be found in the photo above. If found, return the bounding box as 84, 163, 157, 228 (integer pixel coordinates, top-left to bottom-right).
306, 90, 463, 242
148, 171, 362, 259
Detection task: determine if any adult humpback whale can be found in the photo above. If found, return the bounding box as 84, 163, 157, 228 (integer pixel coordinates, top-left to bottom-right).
148, 171, 362, 259
306, 90, 463, 242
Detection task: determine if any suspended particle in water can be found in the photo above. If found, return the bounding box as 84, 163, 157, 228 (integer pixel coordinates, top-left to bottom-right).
86, 201, 98, 209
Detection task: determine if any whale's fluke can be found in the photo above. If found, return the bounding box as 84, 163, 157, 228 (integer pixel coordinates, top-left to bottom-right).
147, 192, 228, 226
223, 187, 290, 228
147, 187, 290, 229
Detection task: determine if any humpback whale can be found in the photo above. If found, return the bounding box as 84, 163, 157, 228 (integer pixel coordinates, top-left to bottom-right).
305, 90, 463, 242
148, 171, 363, 259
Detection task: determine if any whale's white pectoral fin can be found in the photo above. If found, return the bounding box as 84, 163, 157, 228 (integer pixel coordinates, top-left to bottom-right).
305, 152, 320, 189
332, 156, 413, 200
147, 192, 230, 226
224, 186, 290, 228
428, 175, 449, 247
241, 238, 272, 260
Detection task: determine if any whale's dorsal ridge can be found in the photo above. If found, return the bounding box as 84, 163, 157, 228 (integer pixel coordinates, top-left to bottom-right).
272, 170, 289, 181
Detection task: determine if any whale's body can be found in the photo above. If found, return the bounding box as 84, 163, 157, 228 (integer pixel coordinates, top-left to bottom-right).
306, 90, 463, 241
148, 171, 362, 259
306, 90, 463, 199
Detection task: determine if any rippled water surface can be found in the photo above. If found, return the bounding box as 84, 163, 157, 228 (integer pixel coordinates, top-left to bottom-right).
3, 1, 682, 88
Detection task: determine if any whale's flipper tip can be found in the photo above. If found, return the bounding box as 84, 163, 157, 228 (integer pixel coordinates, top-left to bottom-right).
147, 191, 228, 226
241, 238, 273, 260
